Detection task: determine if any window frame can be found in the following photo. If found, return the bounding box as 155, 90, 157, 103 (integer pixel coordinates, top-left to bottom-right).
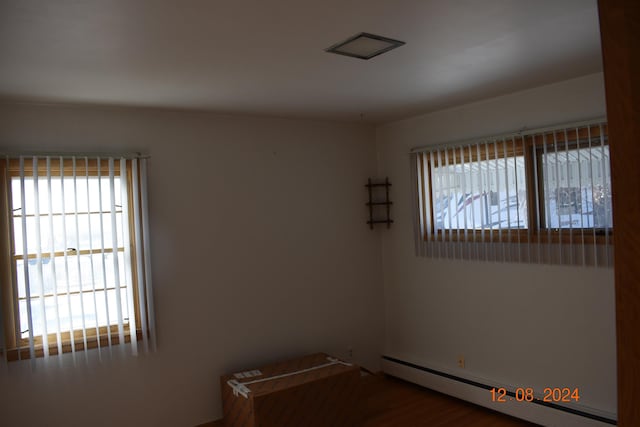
0, 158, 146, 361
417, 123, 613, 245
531, 128, 612, 242
421, 138, 529, 243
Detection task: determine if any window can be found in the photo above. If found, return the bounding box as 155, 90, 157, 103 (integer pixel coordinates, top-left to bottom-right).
538, 143, 612, 230
427, 143, 528, 232
0, 155, 155, 362
413, 120, 612, 266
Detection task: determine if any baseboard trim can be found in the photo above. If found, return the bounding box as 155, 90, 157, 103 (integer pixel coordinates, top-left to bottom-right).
382, 355, 616, 427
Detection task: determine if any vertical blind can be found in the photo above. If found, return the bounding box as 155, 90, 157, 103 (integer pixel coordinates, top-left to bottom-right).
411, 119, 613, 267
0, 155, 155, 365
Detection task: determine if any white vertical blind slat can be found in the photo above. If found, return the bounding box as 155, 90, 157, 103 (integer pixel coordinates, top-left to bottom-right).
563, 130, 574, 265
59, 156, 77, 361
440, 150, 448, 259
502, 139, 511, 262
436, 150, 444, 257
423, 153, 431, 257
575, 127, 589, 267
552, 132, 563, 265
120, 159, 138, 355
428, 152, 439, 259
513, 138, 522, 263
575, 129, 586, 266
46, 157, 63, 359
19, 158, 36, 361
139, 159, 156, 351
489, 143, 496, 260
415, 155, 421, 256
483, 143, 491, 261
411, 154, 421, 256
131, 159, 149, 353
476, 144, 485, 261
531, 142, 542, 264
587, 128, 598, 266
493, 142, 503, 262
96, 158, 113, 352
468, 145, 478, 260
85, 157, 103, 358
541, 135, 552, 264
418, 154, 429, 257
451, 148, 460, 260
427, 153, 435, 257
449, 150, 456, 256
32, 157, 50, 359
72, 158, 89, 360
108, 159, 125, 351
460, 146, 469, 259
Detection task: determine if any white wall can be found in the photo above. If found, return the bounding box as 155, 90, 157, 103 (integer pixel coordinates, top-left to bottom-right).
0, 72, 618, 426
376, 73, 617, 419
0, 104, 384, 426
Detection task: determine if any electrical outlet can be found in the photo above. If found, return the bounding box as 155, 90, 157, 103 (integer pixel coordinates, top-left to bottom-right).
457, 356, 465, 368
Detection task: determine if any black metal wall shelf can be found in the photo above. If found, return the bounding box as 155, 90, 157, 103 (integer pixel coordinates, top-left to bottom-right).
365, 177, 393, 229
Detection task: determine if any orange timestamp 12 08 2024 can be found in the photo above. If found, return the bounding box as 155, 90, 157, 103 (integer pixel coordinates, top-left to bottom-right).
490, 387, 580, 403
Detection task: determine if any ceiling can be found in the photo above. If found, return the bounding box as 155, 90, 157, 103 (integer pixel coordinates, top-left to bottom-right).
0, 0, 603, 123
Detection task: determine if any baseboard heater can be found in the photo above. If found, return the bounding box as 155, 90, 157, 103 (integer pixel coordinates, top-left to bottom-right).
383, 355, 616, 426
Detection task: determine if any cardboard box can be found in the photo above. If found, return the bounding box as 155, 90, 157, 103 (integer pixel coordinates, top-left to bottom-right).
221, 353, 361, 427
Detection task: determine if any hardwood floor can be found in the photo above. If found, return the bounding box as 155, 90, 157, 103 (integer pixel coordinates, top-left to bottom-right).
361, 375, 537, 427
202, 374, 538, 426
